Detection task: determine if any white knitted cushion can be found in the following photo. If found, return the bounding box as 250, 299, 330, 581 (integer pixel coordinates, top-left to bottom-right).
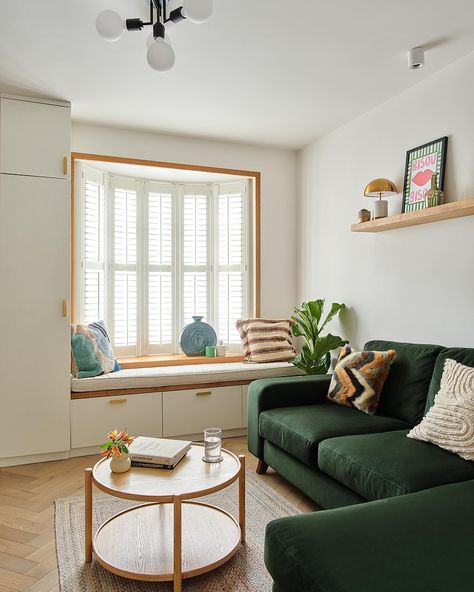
407, 358, 474, 461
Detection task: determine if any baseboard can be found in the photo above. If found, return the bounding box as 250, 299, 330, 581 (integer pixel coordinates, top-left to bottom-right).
0, 450, 70, 468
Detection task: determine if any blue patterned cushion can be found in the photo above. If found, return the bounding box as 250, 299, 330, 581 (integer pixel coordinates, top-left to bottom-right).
71, 321, 121, 379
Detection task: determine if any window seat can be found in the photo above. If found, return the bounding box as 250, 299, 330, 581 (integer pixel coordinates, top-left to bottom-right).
71, 361, 304, 398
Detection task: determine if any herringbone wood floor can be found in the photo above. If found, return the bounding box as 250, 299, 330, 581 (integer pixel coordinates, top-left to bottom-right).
0, 436, 317, 591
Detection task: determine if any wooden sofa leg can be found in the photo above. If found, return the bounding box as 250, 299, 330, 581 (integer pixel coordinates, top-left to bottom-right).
256, 460, 268, 474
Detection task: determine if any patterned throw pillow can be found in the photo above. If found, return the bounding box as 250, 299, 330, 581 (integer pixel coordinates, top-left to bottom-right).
407, 359, 474, 461
71, 321, 121, 379
235, 318, 296, 363
327, 346, 396, 415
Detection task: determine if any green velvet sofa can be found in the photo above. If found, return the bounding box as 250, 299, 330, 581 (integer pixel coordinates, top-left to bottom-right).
247, 340, 474, 591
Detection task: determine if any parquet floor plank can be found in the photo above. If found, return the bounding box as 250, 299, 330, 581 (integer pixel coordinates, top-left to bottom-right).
0, 554, 37, 576
0, 567, 36, 592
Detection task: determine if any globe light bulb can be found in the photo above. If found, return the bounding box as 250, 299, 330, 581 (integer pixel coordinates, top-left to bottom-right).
96, 10, 125, 42
182, 0, 213, 24
146, 31, 171, 48
147, 38, 176, 71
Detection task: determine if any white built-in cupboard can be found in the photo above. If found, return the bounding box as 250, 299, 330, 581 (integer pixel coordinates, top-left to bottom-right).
70, 385, 248, 456
0, 94, 71, 464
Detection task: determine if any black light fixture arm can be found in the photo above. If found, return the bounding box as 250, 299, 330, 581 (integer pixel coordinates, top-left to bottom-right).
124, 0, 186, 34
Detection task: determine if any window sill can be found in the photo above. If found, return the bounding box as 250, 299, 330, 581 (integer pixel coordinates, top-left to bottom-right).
117, 354, 245, 370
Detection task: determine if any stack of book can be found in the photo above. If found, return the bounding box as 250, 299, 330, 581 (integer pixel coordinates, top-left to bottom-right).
128, 436, 192, 469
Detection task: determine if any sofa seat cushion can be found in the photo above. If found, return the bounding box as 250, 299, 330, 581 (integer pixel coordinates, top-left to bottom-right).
319, 429, 474, 501
259, 404, 409, 469
265, 480, 474, 592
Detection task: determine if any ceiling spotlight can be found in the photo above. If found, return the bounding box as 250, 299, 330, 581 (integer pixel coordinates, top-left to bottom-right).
96, 0, 213, 71
408, 47, 425, 70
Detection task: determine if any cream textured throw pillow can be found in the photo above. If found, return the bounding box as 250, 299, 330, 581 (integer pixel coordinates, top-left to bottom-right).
407, 359, 474, 461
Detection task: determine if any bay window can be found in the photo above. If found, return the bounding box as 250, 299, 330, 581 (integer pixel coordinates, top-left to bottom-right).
75, 163, 254, 356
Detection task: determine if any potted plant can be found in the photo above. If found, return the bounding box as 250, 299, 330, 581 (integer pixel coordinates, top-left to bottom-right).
291, 300, 348, 375
100, 429, 136, 473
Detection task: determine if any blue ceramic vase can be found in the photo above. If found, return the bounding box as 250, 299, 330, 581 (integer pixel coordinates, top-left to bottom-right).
180, 316, 217, 356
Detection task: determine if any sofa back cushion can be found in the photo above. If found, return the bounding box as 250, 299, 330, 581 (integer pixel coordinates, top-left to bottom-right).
364, 340, 443, 425
425, 347, 474, 413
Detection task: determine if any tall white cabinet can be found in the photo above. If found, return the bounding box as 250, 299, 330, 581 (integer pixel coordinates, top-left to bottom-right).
0, 95, 71, 464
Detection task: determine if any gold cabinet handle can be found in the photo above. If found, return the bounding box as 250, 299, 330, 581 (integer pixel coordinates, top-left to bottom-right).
62, 299, 68, 318
109, 398, 127, 405
63, 156, 68, 175
196, 391, 212, 397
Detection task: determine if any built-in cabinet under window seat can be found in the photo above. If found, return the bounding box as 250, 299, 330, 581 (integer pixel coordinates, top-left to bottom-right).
70, 361, 303, 457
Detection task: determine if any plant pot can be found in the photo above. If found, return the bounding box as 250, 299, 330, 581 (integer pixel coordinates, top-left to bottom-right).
110, 454, 131, 473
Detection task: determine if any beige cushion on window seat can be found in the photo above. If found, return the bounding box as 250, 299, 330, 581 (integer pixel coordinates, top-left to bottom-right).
71, 361, 304, 392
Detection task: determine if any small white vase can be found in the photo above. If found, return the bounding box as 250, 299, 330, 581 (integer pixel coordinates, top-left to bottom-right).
110, 454, 131, 473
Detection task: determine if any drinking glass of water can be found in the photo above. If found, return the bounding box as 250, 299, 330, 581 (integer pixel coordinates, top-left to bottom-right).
203, 428, 223, 463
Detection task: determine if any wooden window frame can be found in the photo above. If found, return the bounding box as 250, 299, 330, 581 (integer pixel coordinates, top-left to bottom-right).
70, 152, 261, 367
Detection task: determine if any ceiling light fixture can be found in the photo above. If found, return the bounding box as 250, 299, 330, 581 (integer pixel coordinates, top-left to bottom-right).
408, 46, 425, 70
96, 0, 213, 71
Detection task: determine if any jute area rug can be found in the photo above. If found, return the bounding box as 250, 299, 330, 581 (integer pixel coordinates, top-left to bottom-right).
55, 470, 300, 592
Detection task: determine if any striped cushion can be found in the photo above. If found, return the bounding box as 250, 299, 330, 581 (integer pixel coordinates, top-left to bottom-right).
236, 318, 296, 363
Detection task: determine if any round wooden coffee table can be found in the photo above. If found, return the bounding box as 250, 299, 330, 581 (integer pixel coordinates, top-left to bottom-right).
84, 445, 245, 592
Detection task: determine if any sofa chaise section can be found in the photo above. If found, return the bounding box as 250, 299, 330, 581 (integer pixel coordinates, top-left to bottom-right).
265, 479, 474, 592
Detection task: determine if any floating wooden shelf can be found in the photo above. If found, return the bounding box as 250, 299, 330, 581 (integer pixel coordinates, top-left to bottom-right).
351, 197, 474, 233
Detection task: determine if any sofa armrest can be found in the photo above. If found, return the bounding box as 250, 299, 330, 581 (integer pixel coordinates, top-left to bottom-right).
247, 375, 331, 460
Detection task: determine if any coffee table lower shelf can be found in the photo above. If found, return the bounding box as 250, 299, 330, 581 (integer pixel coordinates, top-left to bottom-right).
93, 501, 241, 581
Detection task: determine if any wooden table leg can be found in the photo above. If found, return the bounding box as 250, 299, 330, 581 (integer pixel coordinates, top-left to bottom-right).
84, 468, 93, 563
238, 455, 246, 543
173, 495, 182, 592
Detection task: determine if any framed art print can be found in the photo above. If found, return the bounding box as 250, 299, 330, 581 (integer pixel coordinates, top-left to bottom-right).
402, 136, 448, 213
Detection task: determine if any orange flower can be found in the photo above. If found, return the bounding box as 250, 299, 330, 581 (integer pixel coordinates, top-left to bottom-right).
107, 429, 119, 440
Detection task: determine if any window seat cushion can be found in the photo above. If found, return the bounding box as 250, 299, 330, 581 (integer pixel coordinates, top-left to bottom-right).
71, 361, 304, 393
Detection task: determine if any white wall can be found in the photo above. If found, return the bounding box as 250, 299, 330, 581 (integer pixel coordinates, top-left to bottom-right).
298, 52, 474, 349
72, 123, 297, 319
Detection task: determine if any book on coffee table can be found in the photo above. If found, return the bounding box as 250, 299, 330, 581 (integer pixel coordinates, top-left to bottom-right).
128, 436, 192, 467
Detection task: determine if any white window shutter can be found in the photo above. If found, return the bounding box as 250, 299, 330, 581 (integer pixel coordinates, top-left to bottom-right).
182, 188, 208, 324
82, 174, 105, 324
111, 180, 138, 353
146, 185, 173, 350
217, 182, 246, 345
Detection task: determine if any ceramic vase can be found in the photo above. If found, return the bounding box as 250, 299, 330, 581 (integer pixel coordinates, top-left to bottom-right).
179, 315, 217, 356
110, 454, 131, 473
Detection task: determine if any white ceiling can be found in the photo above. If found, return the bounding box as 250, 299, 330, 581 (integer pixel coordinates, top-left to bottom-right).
1, 0, 474, 149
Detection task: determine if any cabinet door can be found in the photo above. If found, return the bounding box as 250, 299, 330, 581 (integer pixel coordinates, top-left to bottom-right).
0, 97, 70, 179
163, 386, 243, 437
0, 174, 70, 457
71, 394, 163, 449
